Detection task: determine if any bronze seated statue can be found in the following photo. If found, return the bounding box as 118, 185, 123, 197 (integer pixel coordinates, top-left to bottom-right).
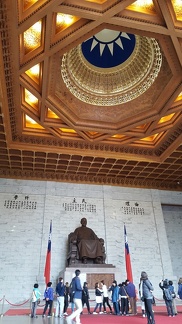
67, 217, 106, 266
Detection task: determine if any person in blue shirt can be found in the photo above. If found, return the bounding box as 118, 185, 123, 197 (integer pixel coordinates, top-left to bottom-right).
42, 282, 54, 318
66, 269, 83, 324
109, 280, 120, 315
178, 277, 182, 300
125, 279, 137, 315
55, 277, 65, 318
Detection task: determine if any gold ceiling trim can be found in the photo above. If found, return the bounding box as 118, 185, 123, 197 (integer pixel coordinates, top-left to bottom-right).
1, 0, 182, 191
25, 115, 44, 129
23, 20, 42, 53
172, 0, 182, 21
55, 13, 80, 33
22, 0, 39, 11
85, 0, 107, 3
61, 34, 162, 106
127, 0, 155, 13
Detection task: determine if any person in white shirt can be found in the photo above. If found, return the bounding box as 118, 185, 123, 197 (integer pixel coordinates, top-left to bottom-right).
100, 280, 112, 314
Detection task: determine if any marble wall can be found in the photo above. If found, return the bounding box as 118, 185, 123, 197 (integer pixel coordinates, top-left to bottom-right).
0, 179, 181, 303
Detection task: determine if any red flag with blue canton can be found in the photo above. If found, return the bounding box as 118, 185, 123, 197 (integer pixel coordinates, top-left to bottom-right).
44, 221, 52, 285
124, 225, 133, 282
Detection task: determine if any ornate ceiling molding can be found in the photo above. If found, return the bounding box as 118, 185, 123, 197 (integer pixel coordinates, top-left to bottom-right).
61, 32, 162, 106
0, 0, 182, 191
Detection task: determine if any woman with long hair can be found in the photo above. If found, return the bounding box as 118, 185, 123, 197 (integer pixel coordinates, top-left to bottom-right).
93, 282, 103, 314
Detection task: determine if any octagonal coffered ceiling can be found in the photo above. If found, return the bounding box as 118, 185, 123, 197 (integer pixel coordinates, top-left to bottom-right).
0, 0, 182, 190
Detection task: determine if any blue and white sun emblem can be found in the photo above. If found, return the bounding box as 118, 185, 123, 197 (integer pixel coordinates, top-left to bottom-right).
81, 29, 136, 68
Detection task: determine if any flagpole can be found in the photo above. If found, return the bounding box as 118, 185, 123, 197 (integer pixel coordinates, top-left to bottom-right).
124, 224, 133, 282
38, 195, 46, 280
102, 187, 108, 264
44, 220, 52, 285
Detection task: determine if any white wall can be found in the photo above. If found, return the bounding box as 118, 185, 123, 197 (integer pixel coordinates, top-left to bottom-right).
0, 179, 181, 303
162, 204, 182, 277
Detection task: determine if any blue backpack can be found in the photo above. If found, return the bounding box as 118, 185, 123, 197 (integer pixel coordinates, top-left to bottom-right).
163, 287, 172, 301
70, 277, 76, 297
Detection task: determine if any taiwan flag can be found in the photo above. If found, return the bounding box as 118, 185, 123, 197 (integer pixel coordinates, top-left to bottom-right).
124, 225, 133, 283
44, 221, 52, 285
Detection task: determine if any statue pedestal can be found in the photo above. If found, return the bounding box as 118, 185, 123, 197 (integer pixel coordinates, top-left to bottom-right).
59, 264, 121, 307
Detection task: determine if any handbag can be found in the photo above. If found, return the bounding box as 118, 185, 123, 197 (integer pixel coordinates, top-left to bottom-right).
32, 291, 37, 302
96, 295, 102, 303
123, 286, 129, 299
152, 296, 155, 305
32, 290, 41, 304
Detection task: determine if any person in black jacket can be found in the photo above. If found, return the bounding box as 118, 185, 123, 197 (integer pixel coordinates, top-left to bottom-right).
81, 282, 92, 314
64, 282, 70, 316
119, 282, 129, 316
93, 282, 103, 314
159, 279, 174, 317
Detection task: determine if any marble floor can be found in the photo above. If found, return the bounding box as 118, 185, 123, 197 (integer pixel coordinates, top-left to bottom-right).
0, 315, 66, 324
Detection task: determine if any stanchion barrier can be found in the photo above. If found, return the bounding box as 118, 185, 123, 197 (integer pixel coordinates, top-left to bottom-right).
152, 296, 165, 303
0, 295, 46, 317
0, 295, 5, 317
153, 295, 180, 302
5, 298, 30, 307
90, 296, 178, 303
37, 302, 45, 307
5, 297, 45, 307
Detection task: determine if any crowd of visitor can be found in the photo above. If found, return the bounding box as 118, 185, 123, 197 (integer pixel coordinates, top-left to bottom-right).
30, 270, 182, 324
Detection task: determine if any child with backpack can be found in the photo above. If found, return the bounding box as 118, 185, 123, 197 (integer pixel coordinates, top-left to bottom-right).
159, 279, 175, 317
31, 283, 41, 318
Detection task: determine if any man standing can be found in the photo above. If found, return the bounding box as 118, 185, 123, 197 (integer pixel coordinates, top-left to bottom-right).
125, 279, 137, 315
55, 277, 65, 318
66, 269, 83, 324
42, 282, 54, 318
141, 271, 155, 324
